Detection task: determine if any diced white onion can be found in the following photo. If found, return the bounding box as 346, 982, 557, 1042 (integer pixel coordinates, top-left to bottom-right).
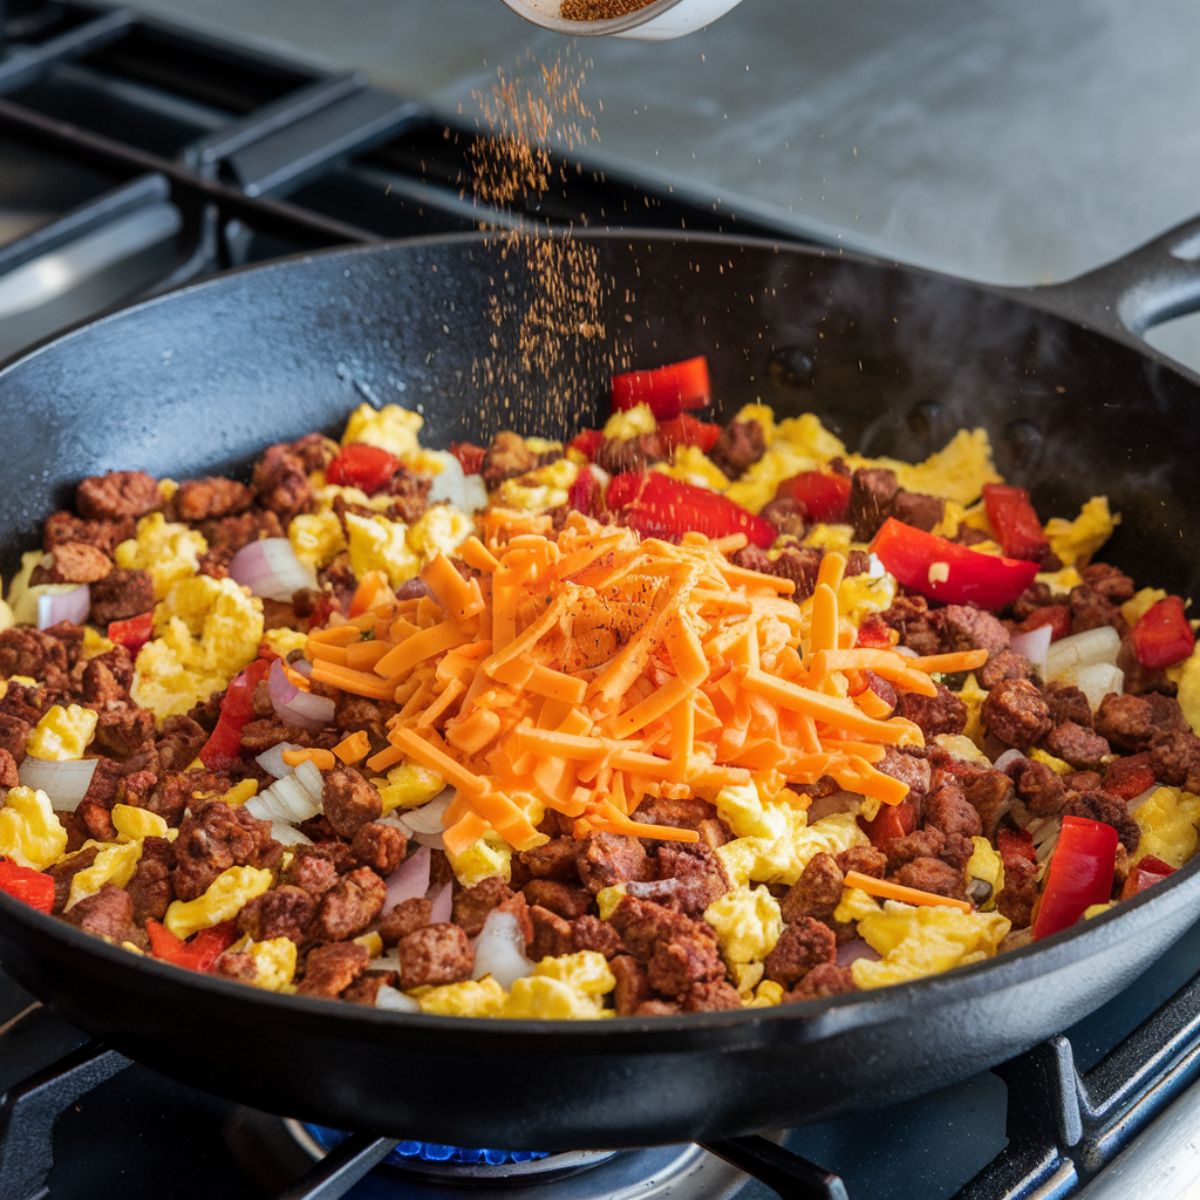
398, 788, 454, 836
429, 881, 453, 924
19, 756, 99, 811
245, 767, 322, 825
1010, 624, 1052, 675
1028, 816, 1062, 867
993, 748, 1028, 774
1046, 626, 1121, 681
374, 950, 403, 973
255, 743, 304, 780
461, 475, 488, 513
270, 821, 313, 846
836, 938, 881, 967
37, 585, 90, 630
229, 538, 316, 602
293, 760, 326, 805
471, 909, 532, 988
894, 644, 918, 658
1058, 662, 1125, 710
427, 452, 466, 507
805, 790, 862, 822
383, 845, 431, 912
376, 985, 420, 1013
1127, 786, 1158, 814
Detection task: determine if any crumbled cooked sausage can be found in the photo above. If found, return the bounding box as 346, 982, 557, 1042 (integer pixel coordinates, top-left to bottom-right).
518, 837, 580, 882
64, 883, 134, 941
93, 706, 156, 761
682, 979, 743, 1011
46, 846, 100, 913
0, 628, 68, 684
78, 798, 116, 842
44, 510, 133, 555
342, 970, 398, 1006
351, 821, 407, 875
252, 444, 311, 520
1069, 584, 1127, 636
382, 469, 432, 524
647, 843, 729, 916
0, 748, 18, 790
282, 847, 346, 898
892, 857, 966, 899
848, 467, 899, 541
997, 856, 1039, 928
576, 832, 652, 893
924, 783, 983, 839
0, 713, 31, 763
379, 897, 433, 945
1147, 730, 1200, 788
398, 923, 474, 989
298, 942, 369, 998
785, 962, 857, 1003
1013, 759, 1068, 817
88, 567, 154, 625
897, 682, 967, 739
610, 954, 651, 1015
1063, 791, 1140, 852
882, 594, 945, 656
315, 866, 387, 941
77, 470, 160, 520
452, 876, 513, 936
646, 922, 725, 1000
522, 878, 592, 919
979, 650, 1035, 690
42, 541, 112, 584
321, 768, 382, 839
1081, 562, 1135, 603
155, 715, 208, 772
1043, 682, 1094, 728
1065, 769, 1104, 793
837, 845, 888, 879
781, 852, 845, 924
759, 495, 808, 538
172, 801, 281, 902
197, 511, 285, 576
889, 490, 944, 532
1043, 721, 1111, 770
124, 836, 174, 924
709, 419, 766, 479
733, 544, 824, 601
572, 914, 625, 958
982, 678, 1053, 749
238, 885, 315, 943
528, 904, 575, 959
595, 433, 665, 476
764, 916, 837, 987
877, 747, 931, 797
1095, 692, 1186, 752
481, 431, 538, 488
80, 657, 128, 708
176, 476, 254, 521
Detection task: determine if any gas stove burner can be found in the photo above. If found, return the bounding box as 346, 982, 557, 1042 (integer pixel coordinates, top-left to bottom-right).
289, 1121, 616, 1185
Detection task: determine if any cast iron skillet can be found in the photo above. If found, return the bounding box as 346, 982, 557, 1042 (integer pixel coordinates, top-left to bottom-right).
0, 221, 1199, 1150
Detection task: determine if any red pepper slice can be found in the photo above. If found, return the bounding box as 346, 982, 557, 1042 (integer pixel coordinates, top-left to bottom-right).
107, 610, 155, 654
198, 658, 272, 770
146, 919, 239, 971
997, 827, 1037, 866
325, 444, 401, 494
982, 483, 1049, 562
855, 613, 893, 649
871, 518, 1040, 611
611, 356, 710, 420
657, 413, 721, 453
566, 429, 604, 461
1130, 595, 1196, 670
0, 858, 55, 913
1032, 815, 1118, 939
1017, 605, 1071, 641
606, 472, 775, 548
1101, 755, 1156, 801
860, 798, 918, 848
449, 441, 486, 476
1120, 855, 1176, 900
775, 471, 852, 523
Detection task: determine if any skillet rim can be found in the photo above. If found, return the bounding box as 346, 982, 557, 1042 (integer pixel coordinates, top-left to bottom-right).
0, 229, 1197, 1039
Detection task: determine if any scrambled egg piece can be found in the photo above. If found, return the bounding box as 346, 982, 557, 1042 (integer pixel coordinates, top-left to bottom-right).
725, 443, 821, 514
289, 510, 345, 570
775, 413, 847, 461
1171, 645, 1200, 735
505, 952, 615, 1019
801, 524, 855, 556
1130, 787, 1200, 868
263, 628, 308, 658
1030, 748, 1072, 775
133, 576, 263, 721
81, 627, 114, 659
731, 961, 764, 994
26, 704, 97, 760
602, 403, 656, 441
5, 551, 85, 627
0, 786, 66, 869
493, 458, 579, 512
407, 505, 475, 560
656, 445, 730, 491
447, 835, 512, 888
846, 894, 1011, 989
851, 428, 1000, 505
377, 764, 445, 812
735, 403, 776, 442
164, 865, 273, 941
116, 514, 206, 599
744, 979, 785, 1008
704, 885, 782, 964
341, 403, 441, 472
935, 734, 991, 766
112, 804, 169, 842
1123, 587, 1168, 628
1044, 497, 1118, 567
958, 673, 988, 746
67, 840, 142, 910
345, 513, 419, 587
965, 836, 1005, 911
242, 937, 297, 992
215, 779, 258, 807
0, 598, 13, 634
838, 570, 896, 626
715, 782, 867, 887
354, 931, 384, 958
418, 977, 507, 1017
1036, 565, 1084, 595
595, 883, 627, 920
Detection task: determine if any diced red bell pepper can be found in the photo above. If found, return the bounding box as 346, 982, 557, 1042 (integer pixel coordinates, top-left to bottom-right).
566, 429, 604, 461
145, 919, 239, 972
997, 827, 1037, 866
982, 483, 1049, 562
1032, 815, 1119, 939
657, 413, 721, 453
198, 658, 272, 769
1120, 855, 1176, 900
606, 471, 775, 548
325, 443, 401, 494
1131, 595, 1196, 670
107, 611, 155, 654
0, 858, 55, 913
1102, 755, 1156, 801
449, 441, 486, 475
1017, 604, 1071, 641
611, 356, 711, 421
855, 613, 894, 649
775, 471, 852, 524
568, 466, 601, 517
871, 518, 1040, 611
860, 798, 918, 848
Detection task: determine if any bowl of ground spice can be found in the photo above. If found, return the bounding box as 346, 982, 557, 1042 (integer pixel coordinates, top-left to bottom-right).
500, 0, 747, 40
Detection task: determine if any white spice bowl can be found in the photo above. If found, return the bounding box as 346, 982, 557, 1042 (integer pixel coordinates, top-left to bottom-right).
499, 0, 747, 41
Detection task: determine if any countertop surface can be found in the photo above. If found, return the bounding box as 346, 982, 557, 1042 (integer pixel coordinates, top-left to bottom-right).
123, 0, 1200, 366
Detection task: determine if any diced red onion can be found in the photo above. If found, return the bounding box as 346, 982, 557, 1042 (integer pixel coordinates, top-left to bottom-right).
398, 789, 454, 836
836, 938, 881, 967
291, 658, 313, 679
255, 742, 304, 779
383, 845, 431, 912
893, 644, 918, 658
376, 985, 421, 1013
410, 830, 445, 850
471, 909, 532, 988
1010, 624, 1052, 674
229, 538, 316, 602
18, 756, 99, 811
270, 821, 313, 847
267, 659, 335, 732
805, 790, 862, 823
993, 748, 1027, 774
429, 880, 453, 924
37, 585, 90, 630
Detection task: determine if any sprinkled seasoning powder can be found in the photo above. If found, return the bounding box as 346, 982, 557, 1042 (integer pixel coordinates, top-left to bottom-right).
560, 0, 656, 18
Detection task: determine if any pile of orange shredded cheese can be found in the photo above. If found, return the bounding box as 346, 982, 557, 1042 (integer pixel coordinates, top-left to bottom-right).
303, 512, 986, 857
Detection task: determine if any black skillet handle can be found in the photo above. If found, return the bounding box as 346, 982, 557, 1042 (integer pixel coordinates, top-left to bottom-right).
1022, 212, 1200, 343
